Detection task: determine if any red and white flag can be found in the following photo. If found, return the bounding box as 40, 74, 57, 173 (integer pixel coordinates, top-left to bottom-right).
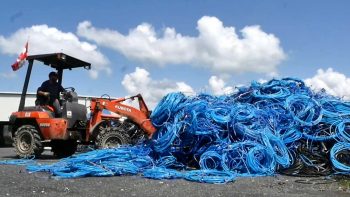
11, 42, 28, 71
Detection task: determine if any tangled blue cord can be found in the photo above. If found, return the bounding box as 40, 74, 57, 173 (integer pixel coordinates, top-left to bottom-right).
330, 142, 350, 172
3, 77, 350, 183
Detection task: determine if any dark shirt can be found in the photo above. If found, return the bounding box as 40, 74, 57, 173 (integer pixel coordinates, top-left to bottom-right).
38, 80, 65, 105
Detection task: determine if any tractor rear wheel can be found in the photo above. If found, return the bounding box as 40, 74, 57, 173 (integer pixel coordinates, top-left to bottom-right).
51, 140, 77, 158
95, 127, 130, 149
13, 125, 43, 158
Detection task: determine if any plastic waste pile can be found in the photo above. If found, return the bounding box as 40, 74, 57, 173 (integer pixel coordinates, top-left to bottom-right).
3, 78, 350, 184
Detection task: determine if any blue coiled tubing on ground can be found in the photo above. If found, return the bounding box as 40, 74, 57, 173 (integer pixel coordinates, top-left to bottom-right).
5, 78, 350, 183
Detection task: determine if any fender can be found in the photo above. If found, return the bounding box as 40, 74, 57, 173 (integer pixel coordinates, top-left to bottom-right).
10, 111, 68, 140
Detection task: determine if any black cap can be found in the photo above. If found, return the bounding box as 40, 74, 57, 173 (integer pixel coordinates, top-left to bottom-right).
49, 71, 58, 78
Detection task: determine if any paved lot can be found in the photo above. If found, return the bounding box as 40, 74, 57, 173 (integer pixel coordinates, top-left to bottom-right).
0, 147, 349, 197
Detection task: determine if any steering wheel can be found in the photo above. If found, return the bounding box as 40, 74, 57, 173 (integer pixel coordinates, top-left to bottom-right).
100, 94, 111, 100
60, 87, 75, 102
64, 87, 75, 92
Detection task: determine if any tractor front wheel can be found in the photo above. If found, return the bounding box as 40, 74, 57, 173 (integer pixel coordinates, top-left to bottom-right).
95, 127, 130, 149
13, 125, 43, 158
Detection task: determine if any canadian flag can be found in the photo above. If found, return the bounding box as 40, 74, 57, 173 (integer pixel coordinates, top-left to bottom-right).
11, 42, 28, 71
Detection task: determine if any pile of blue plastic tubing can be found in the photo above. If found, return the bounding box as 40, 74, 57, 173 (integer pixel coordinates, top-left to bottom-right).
3, 78, 350, 184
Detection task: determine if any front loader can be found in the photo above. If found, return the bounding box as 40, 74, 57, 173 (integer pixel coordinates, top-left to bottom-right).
88, 94, 155, 148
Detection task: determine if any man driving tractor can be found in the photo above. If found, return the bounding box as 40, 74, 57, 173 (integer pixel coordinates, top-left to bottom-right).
10, 53, 155, 158
37, 71, 65, 117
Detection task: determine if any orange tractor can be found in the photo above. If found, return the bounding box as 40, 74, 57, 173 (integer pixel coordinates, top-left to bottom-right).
9, 53, 156, 158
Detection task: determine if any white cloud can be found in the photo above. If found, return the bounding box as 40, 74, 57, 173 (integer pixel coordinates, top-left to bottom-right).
208, 76, 234, 95
0, 25, 110, 79
305, 68, 350, 100
121, 67, 194, 109
77, 16, 286, 74
0, 71, 16, 79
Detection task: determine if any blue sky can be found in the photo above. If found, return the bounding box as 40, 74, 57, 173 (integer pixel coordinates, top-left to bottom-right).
1, 0, 350, 108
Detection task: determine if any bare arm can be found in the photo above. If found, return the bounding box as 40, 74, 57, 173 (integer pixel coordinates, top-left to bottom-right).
37, 81, 50, 97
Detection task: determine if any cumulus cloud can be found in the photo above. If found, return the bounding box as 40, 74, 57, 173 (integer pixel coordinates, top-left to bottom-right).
0, 25, 110, 78
77, 16, 286, 74
305, 68, 350, 100
208, 76, 234, 95
121, 67, 194, 109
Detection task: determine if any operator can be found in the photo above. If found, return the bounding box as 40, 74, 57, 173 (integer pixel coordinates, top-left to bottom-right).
37, 71, 65, 117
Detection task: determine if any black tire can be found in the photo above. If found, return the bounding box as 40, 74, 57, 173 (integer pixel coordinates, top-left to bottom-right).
128, 126, 147, 144
91, 120, 122, 140
117, 120, 146, 144
51, 140, 77, 158
95, 126, 130, 149
13, 125, 43, 158
0, 125, 4, 146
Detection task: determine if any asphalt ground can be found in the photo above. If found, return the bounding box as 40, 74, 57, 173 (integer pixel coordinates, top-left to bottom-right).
0, 147, 349, 197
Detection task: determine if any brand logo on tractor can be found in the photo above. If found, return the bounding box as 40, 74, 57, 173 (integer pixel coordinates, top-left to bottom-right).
39, 123, 50, 127
115, 105, 132, 112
